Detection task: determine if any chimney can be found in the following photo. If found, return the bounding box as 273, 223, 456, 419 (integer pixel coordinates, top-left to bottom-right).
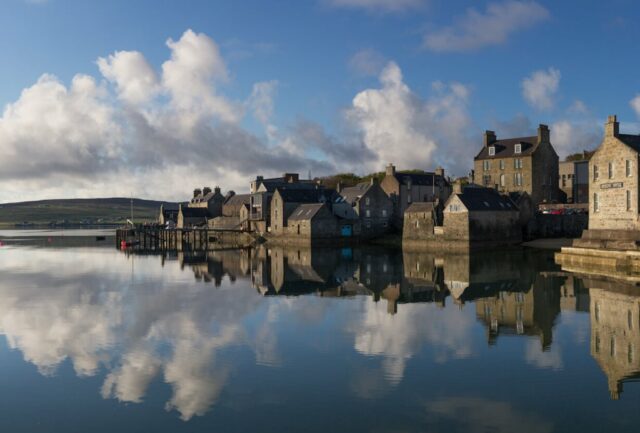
386, 163, 396, 176
483, 130, 496, 147
257, 175, 263, 181
435, 166, 444, 178
453, 181, 464, 194
283, 173, 299, 183
193, 188, 202, 198
214, 186, 221, 194
605, 115, 619, 138
202, 186, 212, 196
537, 124, 550, 144
336, 181, 342, 193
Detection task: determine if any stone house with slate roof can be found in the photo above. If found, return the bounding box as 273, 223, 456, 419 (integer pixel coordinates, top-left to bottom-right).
443, 185, 521, 245
473, 124, 561, 206
380, 164, 451, 229
188, 186, 225, 218
336, 179, 393, 237
402, 202, 442, 242
177, 204, 209, 228
286, 203, 341, 240
249, 173, 319, 233
269, 187, 337, 236
590, 115, 640, 231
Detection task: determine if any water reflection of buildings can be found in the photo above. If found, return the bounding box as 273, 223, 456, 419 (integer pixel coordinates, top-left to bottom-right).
588, 279, 640, 400
556, 253, 640, 400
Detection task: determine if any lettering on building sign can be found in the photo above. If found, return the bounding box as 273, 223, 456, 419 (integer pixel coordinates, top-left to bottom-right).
600, 182, 623, 189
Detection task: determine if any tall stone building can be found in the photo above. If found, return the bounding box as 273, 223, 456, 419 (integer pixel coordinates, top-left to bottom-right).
473, 124, 561, 205
589, 115, 640, 230
380, 164, 451, 229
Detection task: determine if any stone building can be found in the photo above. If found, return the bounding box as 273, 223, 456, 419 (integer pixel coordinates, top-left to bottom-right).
269, 187, 336, 236
285, 203, 344, 242
249, 173, 319, 234
380, 164, 451, 229
209, 192, 251, 231
336, 179, 393, 237
177, 204, 209, 228
442, 186, 521, 246
402, 202, 441, 242
158, 203, 179, 227
589, 115, 640, 230
473, 124, 561, 205
559, 160, 589, 204
188, 186, 225, 218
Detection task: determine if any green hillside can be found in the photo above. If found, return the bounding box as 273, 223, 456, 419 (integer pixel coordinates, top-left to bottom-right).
0, 198, 178, 227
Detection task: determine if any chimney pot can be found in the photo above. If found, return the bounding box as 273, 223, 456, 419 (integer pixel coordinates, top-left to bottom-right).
483, 130, 496, 147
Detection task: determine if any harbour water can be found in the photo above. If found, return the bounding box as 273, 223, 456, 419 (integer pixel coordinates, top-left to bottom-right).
0, 230, 638, 432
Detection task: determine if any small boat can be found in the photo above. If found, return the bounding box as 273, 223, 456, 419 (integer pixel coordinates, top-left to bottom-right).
120, 239, 139, 249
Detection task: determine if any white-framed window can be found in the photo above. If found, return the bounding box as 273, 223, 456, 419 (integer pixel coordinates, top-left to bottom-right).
499, 160, 505, 170
483, 175, 491, 186
514, 143, 522, 154
382, 209, 387, 217
627, 160, 632, 177
500, 174, 505, 187
609, 162, 614, 179
627, 190, 631, 211
483, 160, 490, 171
594, 192, 599, 212
514, 158, 522, 169
594, 165, 599, 181
365, 197, 370, 205
365, 209, 371, 218
514, 172, 523, 186
488, 146, 495, 156
407, 195, 412, 204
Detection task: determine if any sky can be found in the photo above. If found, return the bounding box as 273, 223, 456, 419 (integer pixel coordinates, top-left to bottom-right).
1, 0, 640, 203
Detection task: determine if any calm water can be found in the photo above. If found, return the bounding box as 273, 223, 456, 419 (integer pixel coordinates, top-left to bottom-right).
0, 231, 638, 432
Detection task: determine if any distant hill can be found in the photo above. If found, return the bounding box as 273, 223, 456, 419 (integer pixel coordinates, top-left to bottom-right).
0, 198, 179, 227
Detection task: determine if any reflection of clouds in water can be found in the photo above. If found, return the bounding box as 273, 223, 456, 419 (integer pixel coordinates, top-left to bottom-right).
427, 397, 553, 433
0, 248, 266, 421
525, 339, 563, 371
352, 300, 475, 385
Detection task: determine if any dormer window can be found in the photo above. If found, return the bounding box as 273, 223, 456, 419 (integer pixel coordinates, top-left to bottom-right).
514, 144, 522, 154
488, 146, 495, 156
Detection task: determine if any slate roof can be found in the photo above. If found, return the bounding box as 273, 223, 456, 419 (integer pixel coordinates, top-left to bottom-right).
258, 178, 318, 192
455, 187, 518, 212
475, 136, 538, 160
288, 203, 327, 221
618, 134, 640, 152
224, 193, 251, 206
181, 207, 210, 217
275, 187, 336, 203
405, 202, 436, 213
339, 182, 371, 205
393, 172, 449, 187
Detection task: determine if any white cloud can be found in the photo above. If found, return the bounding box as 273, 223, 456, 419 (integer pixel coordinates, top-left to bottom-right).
327, 0, 425, 13
348, 48, 386, 76
424, 1, 549, 52
630, 94, 640, 118
551, 119, 601, 158
346, 61, 473, 175
97, 51, 159, 105
522, 67, 561, 111
247, 80, 278, 129
0, 29, 343, 203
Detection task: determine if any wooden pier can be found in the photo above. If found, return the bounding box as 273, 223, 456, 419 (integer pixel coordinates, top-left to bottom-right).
116, 226, 258, 252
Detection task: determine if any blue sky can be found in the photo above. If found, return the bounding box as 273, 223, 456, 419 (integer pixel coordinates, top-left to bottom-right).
1, 0, 639, 202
